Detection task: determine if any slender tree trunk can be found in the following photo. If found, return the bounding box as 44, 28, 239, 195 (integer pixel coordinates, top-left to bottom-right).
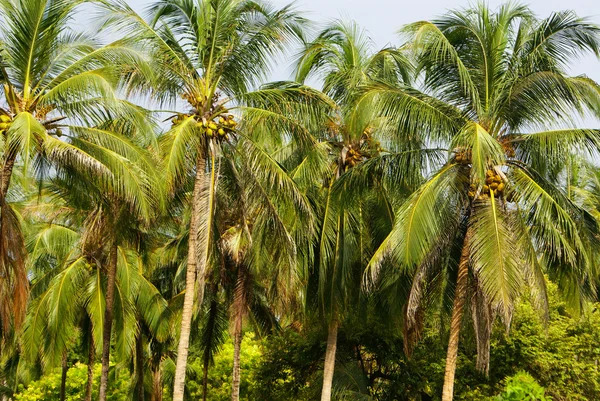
472, 278, 493, 377
321, 320, 339, 401
98, 239, 118, 401
59, 352, 68, 401
231, 312, 243, 401
202, 358, 210, 401
0, 153, 16, 201
85, 324, 95, 401
441, 227, 472, 401
231, 267, 248, 401
151, 365, 162, 401
136, 333, 145, 401
173, 156, 208, 401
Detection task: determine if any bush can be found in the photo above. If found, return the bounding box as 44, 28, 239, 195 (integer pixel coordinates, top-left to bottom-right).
13, 363, 130, 401
494, 372, 551, 401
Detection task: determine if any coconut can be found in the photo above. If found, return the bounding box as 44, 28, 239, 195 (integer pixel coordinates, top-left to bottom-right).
206, 128, 214, 136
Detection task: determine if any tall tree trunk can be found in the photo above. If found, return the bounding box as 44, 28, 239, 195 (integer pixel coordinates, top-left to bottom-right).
202, 358, 210, 401
231, 310, 243, 401
85, 323, 95, 401
231, 267, 248, 401
0, 152, 16, 200
472, 278, 493, 377
98, 239, 118, 401
136, 332, 145, 401
441, 227, 472, 401
320, 320, 338, 401
173, 155, 212, 401
0, 152, 28, 329
202, 298, 217, 401
151, 365, 162, 401
59, 352, 68, 401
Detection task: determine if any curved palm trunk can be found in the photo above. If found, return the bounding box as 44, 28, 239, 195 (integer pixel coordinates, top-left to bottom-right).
59, 352, 68, 401
320, 320, 338, 401
85, 323, 95, 401
441, 227, 472, 401
98, 240, 118, 401
173, 154, 216, 401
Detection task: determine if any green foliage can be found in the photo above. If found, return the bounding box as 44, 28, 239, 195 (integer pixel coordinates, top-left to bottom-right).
494, 372, 551, 401
13, 363, 129, 401
185, 333, 263, 401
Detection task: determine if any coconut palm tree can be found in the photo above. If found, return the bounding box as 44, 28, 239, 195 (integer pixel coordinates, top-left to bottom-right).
0, 0, 153, 339
21, 143, 163, 399
292, 21, 420, 401
366, 4, 600, 400
99, 1, 331, 399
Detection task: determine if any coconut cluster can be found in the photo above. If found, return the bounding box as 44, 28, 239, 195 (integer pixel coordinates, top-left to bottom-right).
0, 114, 12, 134
172, 113, 237, 141
455, 148, 472, 164
468, 169, 506, 200
346, 145, 362, 167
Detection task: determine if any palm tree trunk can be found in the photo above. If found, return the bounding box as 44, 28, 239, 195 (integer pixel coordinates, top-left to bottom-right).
320, 320, 338, 401
151, 365, 162, 401
231, 266, 248, 401
202, 358, 209, 401
173, 156, 207, 401
0, 152, 16, 201
98, 239, 118, 401
59, 352, 68, 401
472, 278, 493, 377
136, 332, 145, 401
85, 323, 95, 401
441, 227, 472, 401
231, 312, 243, 401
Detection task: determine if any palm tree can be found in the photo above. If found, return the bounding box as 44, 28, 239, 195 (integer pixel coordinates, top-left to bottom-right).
0, 0, 153, 338
21, 147, 162, 399
292, 21, 418, 401
99, 1, 330, 399
366, 4, 600, 400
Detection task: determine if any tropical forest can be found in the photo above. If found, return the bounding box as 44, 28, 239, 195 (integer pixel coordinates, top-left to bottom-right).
1, 0, 600, 400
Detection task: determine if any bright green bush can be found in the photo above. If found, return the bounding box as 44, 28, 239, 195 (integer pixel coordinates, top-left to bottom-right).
13, 363, 130, 401
494, 372, 551, 401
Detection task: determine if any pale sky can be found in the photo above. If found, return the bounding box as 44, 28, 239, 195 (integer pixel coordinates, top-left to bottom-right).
124, 0, 600, 83
113, 0, 600, 128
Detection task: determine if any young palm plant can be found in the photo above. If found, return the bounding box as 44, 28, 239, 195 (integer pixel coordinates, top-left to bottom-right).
0, 0, 152, 337
366, 4, 600, 401
99, 1, 331, 399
